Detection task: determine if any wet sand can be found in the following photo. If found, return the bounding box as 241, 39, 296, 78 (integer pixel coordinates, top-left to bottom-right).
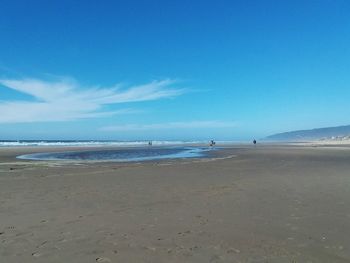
1, 145, 350, 262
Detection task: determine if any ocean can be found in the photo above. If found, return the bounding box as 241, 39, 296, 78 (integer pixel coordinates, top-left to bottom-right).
0, 140, 207, 147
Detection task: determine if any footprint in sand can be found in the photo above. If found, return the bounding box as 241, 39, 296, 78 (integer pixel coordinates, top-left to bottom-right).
196, 215, 209, 225
96, 257, 111, 262
31, 252, 42, 257
227, 248, 240, 254
37, 241, 48, 248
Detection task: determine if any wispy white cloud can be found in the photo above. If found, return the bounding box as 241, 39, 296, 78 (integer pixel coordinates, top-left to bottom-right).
100, 120, 237, 132
0, 78, 184, 123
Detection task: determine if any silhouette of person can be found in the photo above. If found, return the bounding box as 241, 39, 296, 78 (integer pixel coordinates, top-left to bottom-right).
253, 139, 257, 145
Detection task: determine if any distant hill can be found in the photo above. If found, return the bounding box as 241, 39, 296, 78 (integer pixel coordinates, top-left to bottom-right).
265, 125, 350, 141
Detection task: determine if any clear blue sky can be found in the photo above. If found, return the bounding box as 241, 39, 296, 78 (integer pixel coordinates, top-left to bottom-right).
0, 0, 349, 140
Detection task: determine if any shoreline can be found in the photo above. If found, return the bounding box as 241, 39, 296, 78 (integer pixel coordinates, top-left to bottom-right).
1, 142, 349, 163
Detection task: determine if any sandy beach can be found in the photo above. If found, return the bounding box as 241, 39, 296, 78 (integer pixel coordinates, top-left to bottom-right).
1, 145, 350, 262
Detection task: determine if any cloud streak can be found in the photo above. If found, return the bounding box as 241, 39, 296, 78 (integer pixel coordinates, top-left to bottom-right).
0, 78, 184, 123
100, 121, 237, 132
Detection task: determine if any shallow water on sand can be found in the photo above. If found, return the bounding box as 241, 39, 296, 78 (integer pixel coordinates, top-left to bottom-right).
17, 147, 212, 162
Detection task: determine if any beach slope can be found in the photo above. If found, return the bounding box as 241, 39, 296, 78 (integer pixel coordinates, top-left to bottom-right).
1, 146, 350, 262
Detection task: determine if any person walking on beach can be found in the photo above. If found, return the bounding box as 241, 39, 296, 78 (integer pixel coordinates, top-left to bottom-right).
253, 139, 257, 146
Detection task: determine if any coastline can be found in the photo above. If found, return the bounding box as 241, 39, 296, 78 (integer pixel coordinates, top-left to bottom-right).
1, 145, 350, 262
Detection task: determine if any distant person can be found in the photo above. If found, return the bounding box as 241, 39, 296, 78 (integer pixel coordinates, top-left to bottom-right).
148, 141, 152, 146
253, 139, 257, 145
210, 140, 216, 147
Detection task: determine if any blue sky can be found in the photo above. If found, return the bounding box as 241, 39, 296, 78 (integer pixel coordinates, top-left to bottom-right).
0, 0, 349, 140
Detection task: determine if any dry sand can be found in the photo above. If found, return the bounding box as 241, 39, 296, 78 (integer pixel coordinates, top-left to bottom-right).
1, 145, 350, 262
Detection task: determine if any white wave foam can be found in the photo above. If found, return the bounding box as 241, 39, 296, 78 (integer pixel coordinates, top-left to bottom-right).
0, 140, 244, 147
